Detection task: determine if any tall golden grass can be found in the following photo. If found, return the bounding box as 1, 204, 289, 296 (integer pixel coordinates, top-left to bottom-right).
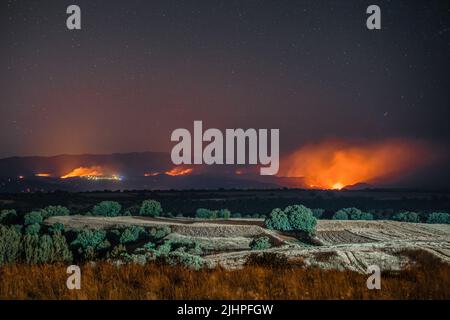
0, 255, 449, 300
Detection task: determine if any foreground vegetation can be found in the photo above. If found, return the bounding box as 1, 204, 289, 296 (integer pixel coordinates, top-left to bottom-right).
0, 250, 448, 300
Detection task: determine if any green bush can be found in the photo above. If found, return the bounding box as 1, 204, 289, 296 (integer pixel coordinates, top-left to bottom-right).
25, 223, 41, 235
265, 208, 291, 231
51, 232, 73, 263
311, 208, 325, 219
42, 205, 70, 218
70, 230, 109, 250
155, 240, 172, 256
49, 222, 65, 234
195, 208, 214, 219
332, 211, 348, 220
24, 211, 43, 225
250, 236, 271, 250
333, 208, 373, 220
427, 212, 450, 224
148, 226, 171, 240
22, 235, 41, 264
217, 209, 231, 219
0, 225, 21, 265
22, 234, 70, 264
392, 211, 420, 223
119, 226, 146, 244
139, 200, 163, 217
285, 205, 317, 234
143, 241, 156, 250
92, 201, 122, 217
231, 213, 242, 218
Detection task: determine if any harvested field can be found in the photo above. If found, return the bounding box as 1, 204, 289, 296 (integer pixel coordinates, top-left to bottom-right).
45, 216, 450, 273
45, 215, 285, 243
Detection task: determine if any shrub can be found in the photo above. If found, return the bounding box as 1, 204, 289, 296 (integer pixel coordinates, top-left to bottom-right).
108, 244, 127, 259
0, 225, 21, 265
37, 234, 54, 263
427, 212, 450, 224
24, 211, 43, 225
231, 213, 242, 218
165, 251, 204, 270
265, 208, 291, 231
143, 241, 156, 250
42, 205, 70, 218
148, 226, 171, 240
70, 230, 108, 250
195, 208, 214, 219
92, 201, 121, 217
49, 222, 65, 234
311, 208, 325, 219
285, 205, 317, 234
25, 223, 41, 235
333, 208, 373, 220
392, 211, 420, 223
119, 226, 146, 244
51, 232, 73, 263
250, 236, 271, 250
157, 240, 172, 255
139, 200, 163, 217
21, 233, 71, 264
217, 209, 231, 219
332, 211, 348, 220
22, 235, 40, 264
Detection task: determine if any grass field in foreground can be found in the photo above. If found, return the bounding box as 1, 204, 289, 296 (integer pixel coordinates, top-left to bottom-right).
1, 251, 449, 300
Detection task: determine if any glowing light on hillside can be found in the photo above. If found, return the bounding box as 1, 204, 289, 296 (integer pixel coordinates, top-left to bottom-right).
165, 167, 193, 176
61, 166, 103, 179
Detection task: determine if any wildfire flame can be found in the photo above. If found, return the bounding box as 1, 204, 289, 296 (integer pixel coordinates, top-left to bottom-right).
35, 173, 51, 177
61, 166, 104, 179
281, 139, 430, 190
144, 172, 160, 177
165, 167, 193, 176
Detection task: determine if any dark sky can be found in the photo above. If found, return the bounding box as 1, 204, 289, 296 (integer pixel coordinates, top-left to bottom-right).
0, 0, 449, 158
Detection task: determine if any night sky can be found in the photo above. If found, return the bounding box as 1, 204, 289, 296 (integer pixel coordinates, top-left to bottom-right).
1, 0, 449, 165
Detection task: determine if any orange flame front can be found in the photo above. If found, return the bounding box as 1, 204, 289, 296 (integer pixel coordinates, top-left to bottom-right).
61, 166, 104, 179
35, 173, 51, 177
165, 167, 193, 176
281, 139, 430, 190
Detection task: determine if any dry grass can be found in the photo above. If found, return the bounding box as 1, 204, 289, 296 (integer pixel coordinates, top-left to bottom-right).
1, 253, 449, 300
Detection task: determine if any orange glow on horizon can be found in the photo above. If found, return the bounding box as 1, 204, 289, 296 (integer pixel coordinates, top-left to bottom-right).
281, 139, 431, 190
165, 167, 193, 176
61, 166, 104, 179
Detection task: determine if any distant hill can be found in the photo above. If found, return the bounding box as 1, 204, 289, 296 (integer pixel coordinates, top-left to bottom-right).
0, 152, 170, 177
0, 152, 297, 192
